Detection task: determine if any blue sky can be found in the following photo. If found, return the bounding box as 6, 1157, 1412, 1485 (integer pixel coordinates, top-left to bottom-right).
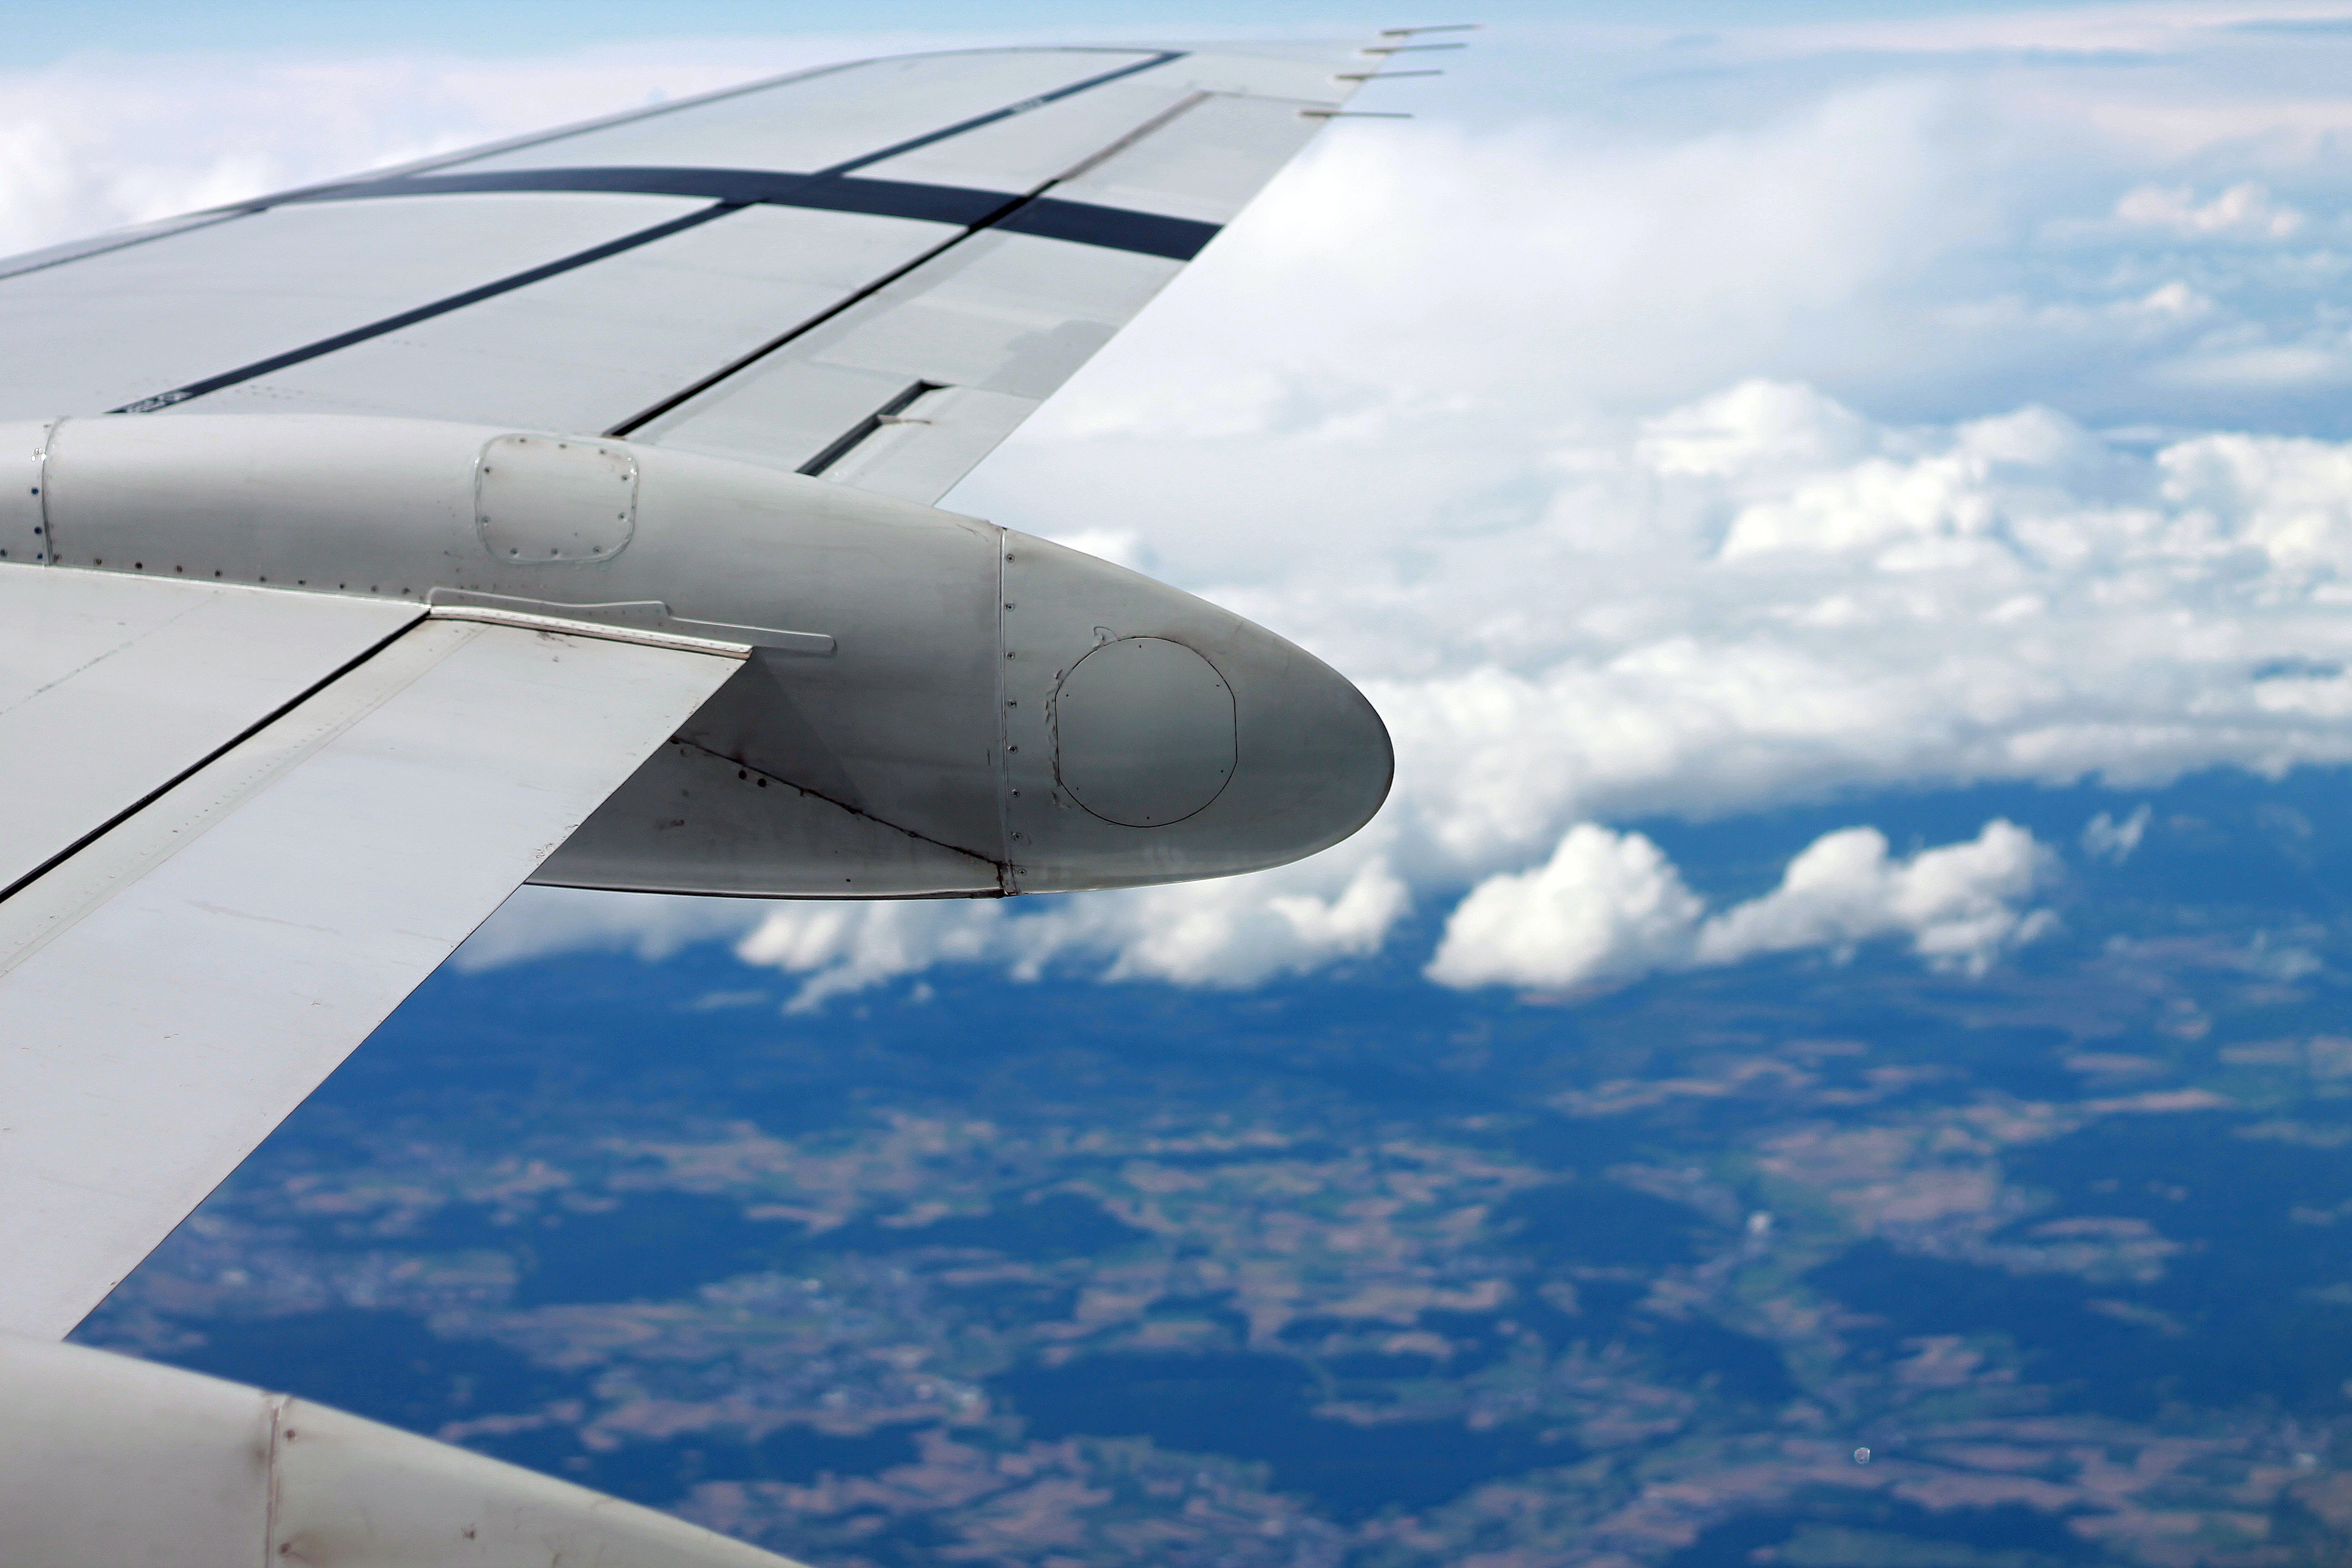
14, 2, 2352, 1003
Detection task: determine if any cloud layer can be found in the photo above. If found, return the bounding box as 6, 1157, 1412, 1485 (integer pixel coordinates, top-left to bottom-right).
18, 12, 2352, 1001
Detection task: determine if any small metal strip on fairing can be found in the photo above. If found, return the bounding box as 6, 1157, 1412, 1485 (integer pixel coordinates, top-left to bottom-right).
422, 589, 821, 655
798, 380, 941, 477
422, 605, 753, 660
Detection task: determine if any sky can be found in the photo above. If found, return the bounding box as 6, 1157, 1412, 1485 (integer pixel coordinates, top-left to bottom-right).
16, 1, 2352, 1007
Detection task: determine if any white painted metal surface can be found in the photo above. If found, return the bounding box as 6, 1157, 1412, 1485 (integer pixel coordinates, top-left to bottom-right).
0, 563, 420, 893
0, 194, 702, 419
0, 618, 738, 1338
203, 206, 958, 433
635, 228, 1184, 479
641, 55, 1346, 502
0, 1335, 808, 1567
0, 41, 1371, 500
458, 48, 1145, 175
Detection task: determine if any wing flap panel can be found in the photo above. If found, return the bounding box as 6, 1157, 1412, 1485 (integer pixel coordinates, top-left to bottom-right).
634, 230, 1180, 480
455, 49, 1165, 177
0, 617, 739, 1338
0, 194, 704, 420
0, 565, 420, 894
193, 205, 961, 429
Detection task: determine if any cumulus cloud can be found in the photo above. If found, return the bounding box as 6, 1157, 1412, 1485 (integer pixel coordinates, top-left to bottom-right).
1428, 819, 2054, 993
1421, 826, 1703, 993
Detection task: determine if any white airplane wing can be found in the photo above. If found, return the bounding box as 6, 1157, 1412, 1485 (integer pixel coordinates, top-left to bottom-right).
0, 41, 1376, 500
0, 569, 744, 1339
0, 37, 1414, 1563
0, 35, 1391, 1341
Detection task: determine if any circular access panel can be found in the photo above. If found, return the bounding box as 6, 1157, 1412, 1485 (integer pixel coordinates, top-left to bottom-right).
1053, 637, 1236, 827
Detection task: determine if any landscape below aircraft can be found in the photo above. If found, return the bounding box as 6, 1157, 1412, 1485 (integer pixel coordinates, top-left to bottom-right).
0, 31, 1425, 1566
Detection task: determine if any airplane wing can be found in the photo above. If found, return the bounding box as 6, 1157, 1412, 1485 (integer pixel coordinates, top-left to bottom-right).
0, 36, 1414, 1564
0, 32, 1397, 1339
0, 40, 1380, 500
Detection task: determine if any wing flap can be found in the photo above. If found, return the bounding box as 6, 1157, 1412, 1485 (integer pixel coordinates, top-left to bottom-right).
0, 194, 709, 418
0, 613, 741, 1337
0, 564, 421, 894
189, 204, 962, 429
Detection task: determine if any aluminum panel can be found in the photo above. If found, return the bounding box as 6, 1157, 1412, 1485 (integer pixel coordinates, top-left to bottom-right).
200, 206, 954, 432
1049, 89, 1331, 225
449, 50, 1160, 177
638, 229, 1179, 486
0, 194, 700, 419
620, 50, 1357, 497
0, 565, 420, 895
852, 77, 1204, 190
0, 618, 738, 1338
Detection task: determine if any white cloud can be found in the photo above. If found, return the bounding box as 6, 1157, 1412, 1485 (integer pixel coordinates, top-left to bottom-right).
1427, 819, 2054, 994
714, 852, 1410, 1011
454, 885, 764, 971
2113, 182, 2306, 240
1692, 820, 2055, 976
1422, 825, 1703, 993
2082, 805, 2153, 864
